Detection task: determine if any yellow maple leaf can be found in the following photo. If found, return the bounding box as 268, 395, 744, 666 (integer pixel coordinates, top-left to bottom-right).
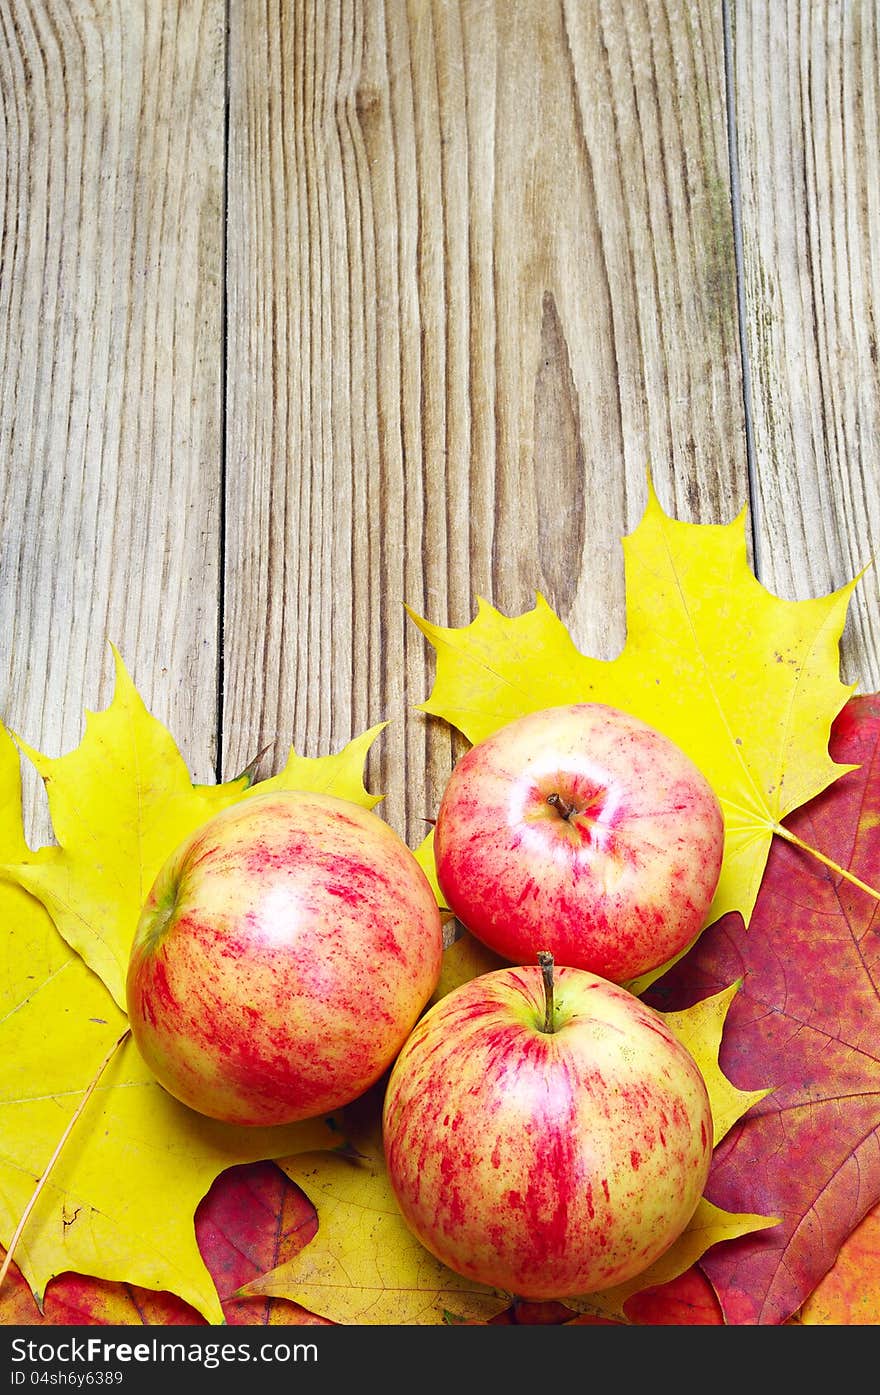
662, 980, 771, 1146
243, 1119, 506, 1325
412, 827, 446, 910
1, 646, 386, 1009
242, 963, 774, 1324
408, 480, 861, 938
0, 662, 388, 1323
258, 726, 386, 809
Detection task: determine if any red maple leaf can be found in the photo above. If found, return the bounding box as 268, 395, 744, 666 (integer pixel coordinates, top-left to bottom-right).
645, 694, 880, 1324
0, 1162, 323, 1327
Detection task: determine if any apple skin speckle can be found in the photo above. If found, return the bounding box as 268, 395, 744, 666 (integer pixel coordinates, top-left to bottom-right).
434, 703, 725, 983
126, 791, 443, 1127
383, 962, 713, 1299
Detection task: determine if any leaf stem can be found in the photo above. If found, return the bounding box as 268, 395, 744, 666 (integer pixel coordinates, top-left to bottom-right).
772, 824, 880, 902
537, 950, 556, 1033
0, 1028, 131, 1291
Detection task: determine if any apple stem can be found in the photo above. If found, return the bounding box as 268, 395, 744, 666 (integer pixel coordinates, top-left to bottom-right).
546, 792, 576, 822
537, 950, 556, 1033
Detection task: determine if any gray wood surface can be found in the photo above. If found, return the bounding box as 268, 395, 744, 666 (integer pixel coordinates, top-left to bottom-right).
1, 0, 877, 853
734, 0, 880, 691
0, 0, 225, 840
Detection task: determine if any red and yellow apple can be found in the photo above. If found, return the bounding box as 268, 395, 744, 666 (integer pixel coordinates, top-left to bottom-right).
382, 955, 713, 1297
433, 702, 724, 983
126, 789, 443, 1126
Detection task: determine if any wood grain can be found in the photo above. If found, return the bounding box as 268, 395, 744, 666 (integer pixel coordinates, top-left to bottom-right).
223, 0, 749, 844
733, 0, 880, 690
0, 0, 225, 843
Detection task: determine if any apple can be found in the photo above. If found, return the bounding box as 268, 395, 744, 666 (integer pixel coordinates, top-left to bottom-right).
126, 789, 444, 1127
382, 953, 713, 1298
433, 703, 724, 983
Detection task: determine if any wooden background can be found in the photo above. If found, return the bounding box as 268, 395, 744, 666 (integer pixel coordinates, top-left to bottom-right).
1, 0, 878, 854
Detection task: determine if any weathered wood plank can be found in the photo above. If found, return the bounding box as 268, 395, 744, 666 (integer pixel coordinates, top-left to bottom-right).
733, 0, 880, 690
224, 0, 749, 844
0, 0, 225, 842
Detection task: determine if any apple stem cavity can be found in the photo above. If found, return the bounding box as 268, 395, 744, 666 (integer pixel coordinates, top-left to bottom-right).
546, 792, 577, 822
537, 950, 557, 1034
